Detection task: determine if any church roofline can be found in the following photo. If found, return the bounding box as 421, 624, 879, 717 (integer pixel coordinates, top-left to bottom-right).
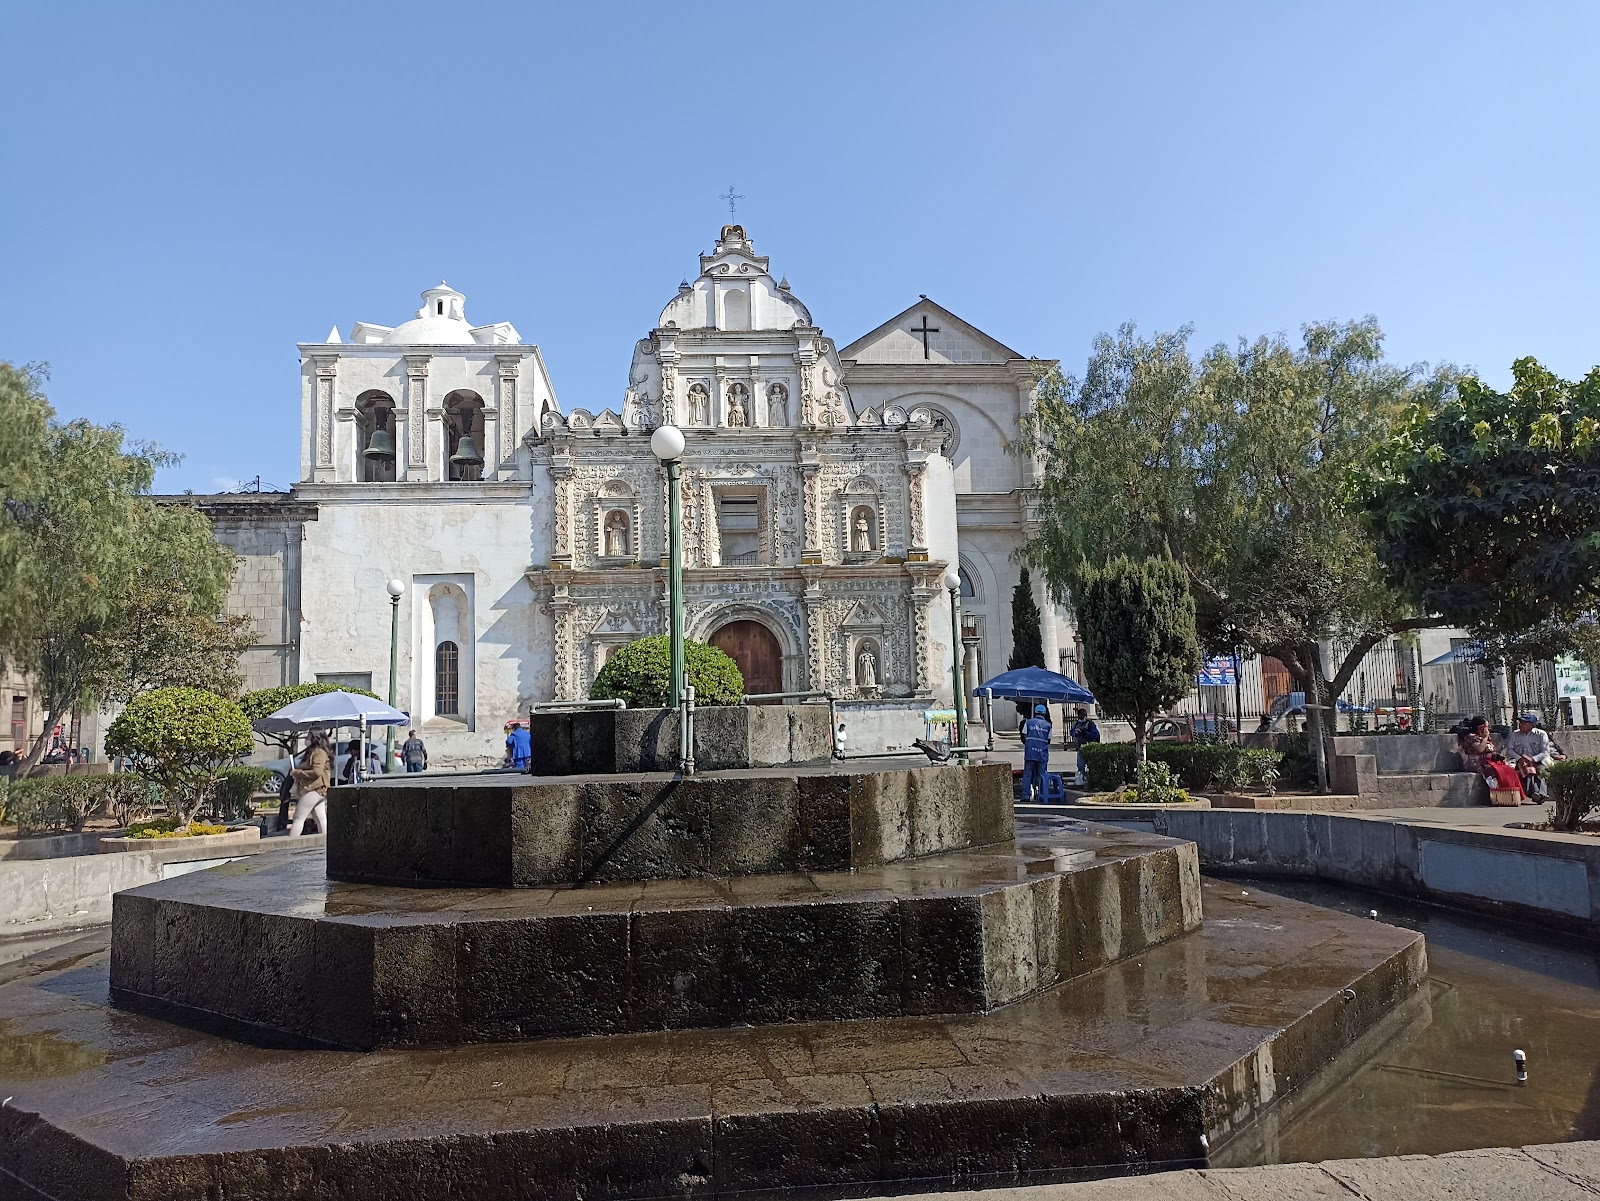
838, 297, 1031, 363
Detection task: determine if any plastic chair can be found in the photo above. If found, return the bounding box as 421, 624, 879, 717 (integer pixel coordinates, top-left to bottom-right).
1044, 772, 1066, 804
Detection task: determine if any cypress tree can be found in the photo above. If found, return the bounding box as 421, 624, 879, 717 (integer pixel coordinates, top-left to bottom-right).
1009, 566, 1046, 671
1077, 555, 1201, 762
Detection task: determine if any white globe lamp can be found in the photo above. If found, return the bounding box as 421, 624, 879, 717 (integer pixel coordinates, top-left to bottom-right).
386, 578, 404, 598
941, 566, 961, 592
650, 424, 685, 461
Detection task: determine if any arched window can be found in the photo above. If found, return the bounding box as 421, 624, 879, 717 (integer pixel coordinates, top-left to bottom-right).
959, 567, 976, 599
435, 641, 460, 716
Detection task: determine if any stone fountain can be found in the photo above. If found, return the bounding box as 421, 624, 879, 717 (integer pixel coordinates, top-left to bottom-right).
0, 707, 1425, 1200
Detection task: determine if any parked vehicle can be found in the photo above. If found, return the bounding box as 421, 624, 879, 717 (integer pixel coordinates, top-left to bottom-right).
1149, 715, 1236, 743
255, 739, 388, 791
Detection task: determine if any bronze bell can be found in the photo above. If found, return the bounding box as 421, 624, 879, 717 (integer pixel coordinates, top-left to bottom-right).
449, 435, 484, 466
363, 427, 396, 461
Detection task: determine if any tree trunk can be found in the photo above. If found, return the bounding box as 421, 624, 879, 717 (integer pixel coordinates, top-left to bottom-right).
1300, 642, 1331, 793
1133, 715, 1148, 764
18, 698, 71, 777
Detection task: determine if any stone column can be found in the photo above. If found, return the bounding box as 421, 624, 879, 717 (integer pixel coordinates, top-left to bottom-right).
803, 568, 826, 691
904, 462, 929, 562
801, 464, 822, 565
1035, 568, 1062, 674
549, 580, 575, 700
551, 455, 573, 568
405, 354, 430, 477
496, 354, 521, 474
312, 356, 338, 483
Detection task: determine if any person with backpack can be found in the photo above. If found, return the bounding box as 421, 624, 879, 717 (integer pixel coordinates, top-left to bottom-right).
1020, 704, 1053, 803
401, 730, 428, 773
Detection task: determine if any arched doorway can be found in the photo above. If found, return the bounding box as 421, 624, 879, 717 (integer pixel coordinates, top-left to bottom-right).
711, 620, 782, 700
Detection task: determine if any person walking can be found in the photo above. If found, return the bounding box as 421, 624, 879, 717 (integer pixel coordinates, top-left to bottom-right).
505, 722, 532, 771
1068, 706, 1101, 786
401, 730, 428, 773
1020, 704, 1053, 803
288, 731, 333, 836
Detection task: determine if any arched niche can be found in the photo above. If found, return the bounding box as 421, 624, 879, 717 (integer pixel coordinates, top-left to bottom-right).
686, 382, 711, 427
416, 578, 475, 727
593, 479, 640, 563
355, 390, 397, 483
722, 288, 750, 331
839, 476, 883, 561
443, 390, 486, 482
854, 637, 881, 686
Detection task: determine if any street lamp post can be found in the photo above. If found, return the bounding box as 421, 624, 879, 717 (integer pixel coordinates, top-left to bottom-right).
385, 578, 404, 773
650, 425, 687, 710
941, 566, 968, 760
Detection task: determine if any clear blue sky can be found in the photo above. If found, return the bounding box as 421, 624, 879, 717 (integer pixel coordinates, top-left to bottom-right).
3, 2, 1596, 493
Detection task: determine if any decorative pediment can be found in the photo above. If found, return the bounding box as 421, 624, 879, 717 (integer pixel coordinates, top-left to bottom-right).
840, 600, 886, 633
588, 608, 644, 638
856, 407, 880, 426
839, 298, 1025, 366
567, 409, 593, 429
593, 409, 626, 432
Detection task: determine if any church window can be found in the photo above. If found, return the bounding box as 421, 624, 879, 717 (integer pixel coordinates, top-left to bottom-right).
435, 641, 460, 716
959, 567, 976, 598
715, 490, 763, 566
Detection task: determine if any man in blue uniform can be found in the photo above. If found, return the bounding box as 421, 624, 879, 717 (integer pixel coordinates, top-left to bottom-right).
506, 722, 533, 771
1021, 704, 1053, 802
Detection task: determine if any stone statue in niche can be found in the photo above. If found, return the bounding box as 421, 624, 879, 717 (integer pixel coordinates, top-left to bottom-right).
857, 646, 877, 686
852, 509, 873, 553
604, 511, 629, 558
726, 383, 749, 427
688, 383, 710, 426
767, 382, 788, 427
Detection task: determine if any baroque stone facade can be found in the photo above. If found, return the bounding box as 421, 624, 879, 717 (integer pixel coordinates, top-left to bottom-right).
184, 226, 1071, 763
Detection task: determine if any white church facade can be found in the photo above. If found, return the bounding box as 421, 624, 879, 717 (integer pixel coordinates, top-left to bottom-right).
214, 227, 1074, 763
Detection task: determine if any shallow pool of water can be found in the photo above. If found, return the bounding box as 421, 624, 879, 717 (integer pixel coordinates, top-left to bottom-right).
1212, 877, 1600, 1165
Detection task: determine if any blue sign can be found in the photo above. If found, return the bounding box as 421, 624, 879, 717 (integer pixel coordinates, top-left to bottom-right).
1197, 655, 1238, 687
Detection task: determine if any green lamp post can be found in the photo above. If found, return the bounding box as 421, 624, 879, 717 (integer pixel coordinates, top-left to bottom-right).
650, 424, 686, 709
385, 578, 403, 773
942, 566, 969, 759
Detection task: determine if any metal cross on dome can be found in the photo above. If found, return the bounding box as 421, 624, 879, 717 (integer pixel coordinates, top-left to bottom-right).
720, 185, 744, 217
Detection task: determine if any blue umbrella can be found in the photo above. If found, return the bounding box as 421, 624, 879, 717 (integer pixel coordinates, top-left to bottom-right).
974, 666, 1096, 705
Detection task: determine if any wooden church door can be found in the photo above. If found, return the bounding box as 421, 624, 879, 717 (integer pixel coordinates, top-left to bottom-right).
711, 621, 782, 700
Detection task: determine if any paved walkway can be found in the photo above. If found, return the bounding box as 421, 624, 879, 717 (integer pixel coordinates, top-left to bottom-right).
902, 1142, 1600, 1200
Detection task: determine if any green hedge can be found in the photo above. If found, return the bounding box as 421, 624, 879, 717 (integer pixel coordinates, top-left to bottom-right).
213, 766, 274, 821
1080, 741, 1282, 794
1549, 758, 1600, 831
589, 636, 745, 708
2, 775, 156, 836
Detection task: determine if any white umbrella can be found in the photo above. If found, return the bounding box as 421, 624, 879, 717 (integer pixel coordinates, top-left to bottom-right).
253, 691, 410, 732
254, 691, 410, 783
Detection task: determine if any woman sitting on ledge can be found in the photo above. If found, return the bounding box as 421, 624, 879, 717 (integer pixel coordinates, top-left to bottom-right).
1456, 714, 1525, 803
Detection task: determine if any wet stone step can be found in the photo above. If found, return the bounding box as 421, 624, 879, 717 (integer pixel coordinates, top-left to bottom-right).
108, 826, 1201, 1050
325, 762, 1014, 887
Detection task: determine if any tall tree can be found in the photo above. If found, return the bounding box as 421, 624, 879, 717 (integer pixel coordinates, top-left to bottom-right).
1019, 320, 1457, 788
0, 365, 245, 772
1360, 358, 1600, 639
1076, 556, 1201, 762
1008, 566, 1045, 671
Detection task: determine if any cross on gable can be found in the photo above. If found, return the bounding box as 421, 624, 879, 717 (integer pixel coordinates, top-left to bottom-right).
910, 314, 940, 359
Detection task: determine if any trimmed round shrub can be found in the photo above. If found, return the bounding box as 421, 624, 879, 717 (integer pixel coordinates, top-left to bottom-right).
589, 636, 745, 709
1548, 758, 1600, 831
106, 687, 253, 822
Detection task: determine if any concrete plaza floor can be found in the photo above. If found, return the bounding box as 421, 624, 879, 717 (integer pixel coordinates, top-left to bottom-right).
902, 1141, 1600, 1199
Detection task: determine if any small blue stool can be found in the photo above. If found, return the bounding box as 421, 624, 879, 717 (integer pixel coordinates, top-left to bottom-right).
1043, 772, 1066, 804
